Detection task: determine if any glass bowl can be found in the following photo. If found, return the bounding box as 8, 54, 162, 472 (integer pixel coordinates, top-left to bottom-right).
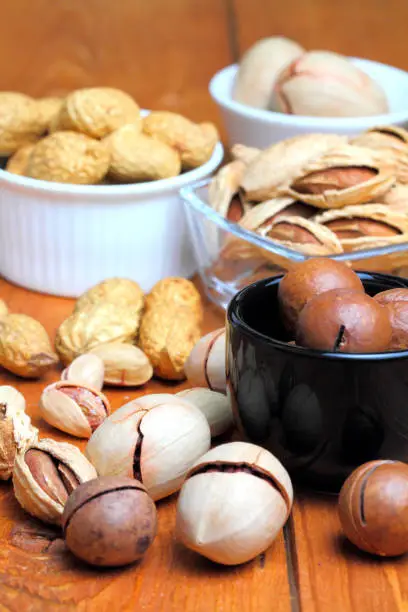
181, 179, 408, 309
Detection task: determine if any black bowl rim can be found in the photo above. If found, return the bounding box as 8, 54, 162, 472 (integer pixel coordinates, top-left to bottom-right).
227, 271, 408, 362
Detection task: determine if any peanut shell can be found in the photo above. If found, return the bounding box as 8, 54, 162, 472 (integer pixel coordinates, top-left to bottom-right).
0, 93, 44, 155
26, 131, 110, 184
0, 314, 58, 378
75, 277, 144, 322
36, 97, 64, 134
106, 125, 181, 182
5, 143, 35, 176
57, 87, 141, 139
56, 302, 139, 365
143, 111, 219, 170
145, 277, 203, 321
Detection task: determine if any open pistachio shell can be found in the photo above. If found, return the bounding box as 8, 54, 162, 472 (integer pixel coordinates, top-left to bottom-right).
61, 353, 105, 390
239, 197, 315, 232
240, 133, 347, 202
288, 145, 395, 209
261, 215, 343, 255
314, 204, 408, 251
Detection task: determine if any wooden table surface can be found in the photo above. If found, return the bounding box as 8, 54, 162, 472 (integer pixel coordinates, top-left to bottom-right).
0, 1, 408, 610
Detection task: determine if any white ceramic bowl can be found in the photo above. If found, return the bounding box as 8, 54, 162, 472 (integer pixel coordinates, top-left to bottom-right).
0, 142, 223, 297
210, 58, 408, 148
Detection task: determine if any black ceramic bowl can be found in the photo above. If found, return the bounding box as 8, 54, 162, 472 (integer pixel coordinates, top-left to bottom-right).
226, 271, 408, 492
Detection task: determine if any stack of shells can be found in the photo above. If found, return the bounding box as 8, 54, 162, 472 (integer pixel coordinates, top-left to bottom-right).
209, 127, 408, 277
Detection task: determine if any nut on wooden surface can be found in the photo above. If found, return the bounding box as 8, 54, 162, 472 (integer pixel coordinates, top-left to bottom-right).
176, 387, 233, 437
338, 460, 408, 556
176, 441, 293, 565
61, 353, 105, 391
26, 131, 110, 184
89, 342, 153, 387
62, 476, 157, 567
184, 328, 226, 393
85, 393, 211, 501
0, 313, 58, 378
74, 277, 144, 320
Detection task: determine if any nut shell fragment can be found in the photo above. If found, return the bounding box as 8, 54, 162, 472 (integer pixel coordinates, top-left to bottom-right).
5, 143, 35, 176
57, 87, 141, 139
0, 314, 57, 378
26, 131, 110, 184
0, 386, 38, 480
13, 437, 97, 524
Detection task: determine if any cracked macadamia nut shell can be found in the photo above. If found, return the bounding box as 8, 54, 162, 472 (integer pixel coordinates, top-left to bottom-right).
278, 258, 364, 332
296, 288, 392, 353
62, 476, 157, 567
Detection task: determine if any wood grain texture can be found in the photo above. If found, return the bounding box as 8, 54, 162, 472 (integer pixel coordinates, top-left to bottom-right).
0, 277, 292, 612
291, 493, 408, 611
0, 0, 231, 123
233, 0, 408, 69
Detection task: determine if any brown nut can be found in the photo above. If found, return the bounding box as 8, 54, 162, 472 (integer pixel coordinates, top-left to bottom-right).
0, 313, 58, 378
57, 87, 141, 139
374, 289, 408, 350
5, 143, 35, 176
13, 437, 97, 524
292, 166, 377, 195
323, 217, 399, 239
296, 288, 392, 353
26, 131, 110, 185
339, 460, 408, 556
62, 476, 157, 567
278, 258, 364, 333
40, 381, 110, 438
374, 288, 408, 306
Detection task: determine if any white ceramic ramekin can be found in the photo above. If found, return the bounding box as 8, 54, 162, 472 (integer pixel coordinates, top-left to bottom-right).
209, 58, 408, 148
0, 143, 223, 297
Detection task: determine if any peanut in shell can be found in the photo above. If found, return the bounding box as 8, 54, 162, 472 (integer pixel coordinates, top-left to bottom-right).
75, 277, 144, 322
5, 143, 35, 176
36, 97, 64, 134
57, 87, 141, 139
106, 125, 181, 182
0, 92, 44, 155
26, 131, 110, 184
145, 277, 203, 321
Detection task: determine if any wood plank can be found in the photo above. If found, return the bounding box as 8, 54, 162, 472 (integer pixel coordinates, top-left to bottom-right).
290, 492, 408, 612
0, 0, 231, 123
0, 277, 292, 611
233, 0, 408, 70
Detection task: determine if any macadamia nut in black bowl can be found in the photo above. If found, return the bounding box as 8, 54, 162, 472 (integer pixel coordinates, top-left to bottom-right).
227, 270, 408, 491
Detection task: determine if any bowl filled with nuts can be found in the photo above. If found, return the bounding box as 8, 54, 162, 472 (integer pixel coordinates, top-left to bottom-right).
209, 37, 408, 148
0, 89, 223, 297
181, 130, 408, 309
226, 258, 408, 491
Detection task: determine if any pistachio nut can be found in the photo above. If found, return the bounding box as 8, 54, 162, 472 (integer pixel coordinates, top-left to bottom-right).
0, 386, 38, 480
314, 204, 408, 251
240, 133, 347, 201
288, 145, 395, 209
61, 353, 105, 390
39, 381, 110, 438
89, 342, 153, 386
85, 393, 211, 501
176, 388, 233, 437
13, 437, 97, 524
55, 301, 139, 365
184, 328, 226, 393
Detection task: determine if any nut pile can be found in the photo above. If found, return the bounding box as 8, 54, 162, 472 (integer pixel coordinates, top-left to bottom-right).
0, 88, 219, 184
209, 129, 408, 283
278, 258, 408, 352
234, 36, 388, 117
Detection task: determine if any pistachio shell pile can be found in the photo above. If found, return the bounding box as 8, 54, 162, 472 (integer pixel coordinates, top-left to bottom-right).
209, 128, 408, 281
0, 88, 219, 185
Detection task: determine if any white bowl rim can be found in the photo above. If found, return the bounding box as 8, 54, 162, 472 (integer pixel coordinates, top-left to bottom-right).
0, 142, 224, 198
209, 58, 408, 129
